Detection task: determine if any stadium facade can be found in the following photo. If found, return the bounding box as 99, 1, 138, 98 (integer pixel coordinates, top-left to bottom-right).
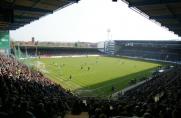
98, 40, 181, 62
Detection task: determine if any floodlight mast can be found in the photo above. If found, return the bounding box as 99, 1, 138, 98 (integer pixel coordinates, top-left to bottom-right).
36, 43, 38, 57
18, 43, 20, 59
107, 28, 111, 41
25, 46, 28, 58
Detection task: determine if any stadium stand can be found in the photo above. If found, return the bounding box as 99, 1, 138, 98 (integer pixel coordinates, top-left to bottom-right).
121, 0, 181, 37
119, 65, 181, 118
0, 53, 76, 118
100, 40, 181, 62
115, 40, 181, 62
1, 52, 181, 118
12, 45, 101, 57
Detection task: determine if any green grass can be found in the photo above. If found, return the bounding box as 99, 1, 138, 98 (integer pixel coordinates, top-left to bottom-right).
27, 56, 161, 97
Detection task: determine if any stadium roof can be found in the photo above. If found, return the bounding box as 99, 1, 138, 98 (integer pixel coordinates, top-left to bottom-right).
0, 0, 79, 30
121, 0, 181, 36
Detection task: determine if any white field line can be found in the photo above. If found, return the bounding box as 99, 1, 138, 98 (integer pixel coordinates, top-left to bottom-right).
22, 55, 158, 96
45, 64, 90, 87
42, 61, 122, 93
35, 61, 49, 73
32, 60, 81, 89
44, 64, 82, 89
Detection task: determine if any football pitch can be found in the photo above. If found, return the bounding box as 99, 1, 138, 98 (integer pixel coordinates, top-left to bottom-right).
28, 56, 161, 97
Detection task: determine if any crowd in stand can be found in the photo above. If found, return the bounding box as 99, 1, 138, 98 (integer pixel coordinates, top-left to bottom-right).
0, 54, 74, 118
0, 53, 181, 118
17, 47, 101, 57
116, 66, 181, 118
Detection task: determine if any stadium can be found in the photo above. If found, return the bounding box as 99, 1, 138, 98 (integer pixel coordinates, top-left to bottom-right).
0, 0, 181, 118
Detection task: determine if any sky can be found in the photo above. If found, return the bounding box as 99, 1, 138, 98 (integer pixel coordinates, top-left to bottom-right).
10, 0, 180, 42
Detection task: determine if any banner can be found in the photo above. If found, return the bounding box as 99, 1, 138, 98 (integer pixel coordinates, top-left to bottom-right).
0, 31, 10, 49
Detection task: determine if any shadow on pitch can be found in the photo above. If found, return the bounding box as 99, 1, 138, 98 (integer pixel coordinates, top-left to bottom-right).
74, 67, 157, 97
